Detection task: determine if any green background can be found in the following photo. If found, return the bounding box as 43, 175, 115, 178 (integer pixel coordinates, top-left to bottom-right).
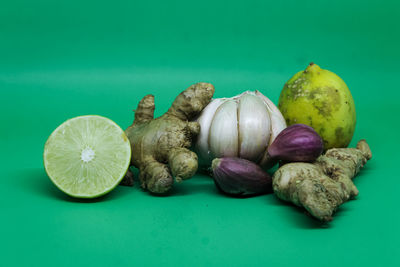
1, 0, 399, 266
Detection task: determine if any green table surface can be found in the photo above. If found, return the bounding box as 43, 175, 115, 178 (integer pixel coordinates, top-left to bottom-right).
1, 0, 399, 266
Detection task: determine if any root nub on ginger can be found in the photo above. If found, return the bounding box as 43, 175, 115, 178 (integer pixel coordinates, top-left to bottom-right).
124, 83, 215, 194
272, 140, 372, 222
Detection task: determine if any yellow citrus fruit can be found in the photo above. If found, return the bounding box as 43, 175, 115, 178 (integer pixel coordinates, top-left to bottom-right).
278, 63, 356, 149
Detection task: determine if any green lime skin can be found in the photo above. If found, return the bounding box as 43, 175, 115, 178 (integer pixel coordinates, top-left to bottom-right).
278, 63, 356, 149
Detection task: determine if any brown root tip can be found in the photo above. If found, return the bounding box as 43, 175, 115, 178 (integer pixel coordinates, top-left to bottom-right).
356, 139, 372, 160
119, 169, 134, 186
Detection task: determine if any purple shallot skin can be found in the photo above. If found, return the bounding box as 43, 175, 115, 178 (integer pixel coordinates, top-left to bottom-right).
212, 157, 272, 196
268, 124, 323, 162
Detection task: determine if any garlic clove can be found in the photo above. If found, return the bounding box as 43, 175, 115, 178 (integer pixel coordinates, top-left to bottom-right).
194, 98, 227, 164
255, 90, 287, 145
238, 93, 271, 161
255, 90, 287, 168
209, 100, 239, 158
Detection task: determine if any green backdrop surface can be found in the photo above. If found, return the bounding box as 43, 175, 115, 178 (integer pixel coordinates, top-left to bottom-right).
1, 0, 399, 266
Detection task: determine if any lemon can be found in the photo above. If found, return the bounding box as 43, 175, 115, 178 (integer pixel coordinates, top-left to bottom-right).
43, 115, 131, 198
278, 63, 356, 149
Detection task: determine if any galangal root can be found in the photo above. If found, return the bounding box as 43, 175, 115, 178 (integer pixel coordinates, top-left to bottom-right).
273, 140, 372, 222
124, 83, 215, 194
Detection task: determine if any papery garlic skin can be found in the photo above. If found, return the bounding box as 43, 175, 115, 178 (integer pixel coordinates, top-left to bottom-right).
238, 94, 271, 161
255, 90, 287, 146
255, 90, 287, 167
194, 91, 286, 168
209, 100, 239, 158
195, 98, 227, 163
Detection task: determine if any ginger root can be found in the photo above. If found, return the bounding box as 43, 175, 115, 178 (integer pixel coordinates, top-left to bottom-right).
124, 83, 215, 194
272, 140, 372, 222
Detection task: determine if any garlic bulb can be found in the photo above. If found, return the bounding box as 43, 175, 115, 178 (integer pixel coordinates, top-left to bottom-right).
194, 91, 287, 168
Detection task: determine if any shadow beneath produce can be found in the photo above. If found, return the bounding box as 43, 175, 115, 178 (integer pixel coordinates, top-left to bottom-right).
117, 168, 217, 197
20, 168, 133, 203
266, 194, 332, 229
170, 173, 217, 197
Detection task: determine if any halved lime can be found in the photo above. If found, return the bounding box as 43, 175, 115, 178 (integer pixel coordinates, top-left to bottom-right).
43, 115, 131, 198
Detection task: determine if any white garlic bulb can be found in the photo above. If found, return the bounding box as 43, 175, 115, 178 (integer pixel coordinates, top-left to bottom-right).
194, 90, 287, 168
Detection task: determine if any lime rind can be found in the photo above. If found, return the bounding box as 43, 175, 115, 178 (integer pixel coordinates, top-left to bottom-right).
43, 115, 131, 198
